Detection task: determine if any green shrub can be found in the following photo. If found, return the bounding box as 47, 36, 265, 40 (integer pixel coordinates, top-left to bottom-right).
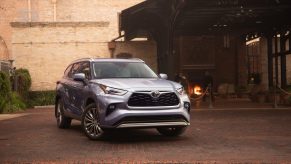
28, 90, 56, 107
0, 71, 11, 113
14, 68, 31, 101
2, 92, 26, 113
0, 71, 27, 113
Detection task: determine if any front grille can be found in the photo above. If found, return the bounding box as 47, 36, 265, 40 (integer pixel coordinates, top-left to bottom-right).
128, 92, 180, 107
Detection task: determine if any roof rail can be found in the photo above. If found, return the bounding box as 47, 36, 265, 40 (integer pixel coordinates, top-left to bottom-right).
130, 58, 144, 62
73, 58, 94, 62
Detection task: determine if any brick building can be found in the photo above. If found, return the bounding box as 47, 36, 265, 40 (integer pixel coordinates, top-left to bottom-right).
0, 0, 158, 90
1, 0, 291, 92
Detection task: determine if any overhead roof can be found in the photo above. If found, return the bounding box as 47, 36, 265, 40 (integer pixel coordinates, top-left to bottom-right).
120, 0, 291, 39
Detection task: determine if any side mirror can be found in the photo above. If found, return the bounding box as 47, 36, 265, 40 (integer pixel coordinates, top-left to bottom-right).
159, 73, 168, 80
73, 73, 86, 82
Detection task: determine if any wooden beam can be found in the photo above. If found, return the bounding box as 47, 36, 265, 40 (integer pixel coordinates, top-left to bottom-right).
280, 33, 287, 88
267, 34, 274, 87
274, 35, 279, 86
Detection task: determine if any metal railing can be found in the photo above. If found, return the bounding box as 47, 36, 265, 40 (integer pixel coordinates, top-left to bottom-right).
0, 60, 10, 74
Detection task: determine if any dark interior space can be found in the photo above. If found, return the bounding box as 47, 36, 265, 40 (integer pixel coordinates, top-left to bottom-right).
119, 0, 291, 92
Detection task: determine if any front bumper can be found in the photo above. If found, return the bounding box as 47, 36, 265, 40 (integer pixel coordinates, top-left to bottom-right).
97, 91, 191, 129
117, 121, 190, 128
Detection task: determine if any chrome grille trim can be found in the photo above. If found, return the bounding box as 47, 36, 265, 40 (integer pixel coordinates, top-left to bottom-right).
128, 91, 180, 107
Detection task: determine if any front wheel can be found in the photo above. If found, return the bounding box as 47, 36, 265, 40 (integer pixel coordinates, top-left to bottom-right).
81, 103, 104, 140
157, 126, 187, 137
55, 99, 71, 129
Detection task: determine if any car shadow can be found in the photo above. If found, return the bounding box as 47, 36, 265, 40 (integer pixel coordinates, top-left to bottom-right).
68, 123, 190, 143
103, 129, 189, 143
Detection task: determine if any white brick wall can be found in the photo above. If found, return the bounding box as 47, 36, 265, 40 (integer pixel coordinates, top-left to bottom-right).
12, 23, 111, 90
5, 0, 146, 90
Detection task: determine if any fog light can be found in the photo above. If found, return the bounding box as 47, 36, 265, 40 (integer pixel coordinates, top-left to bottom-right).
109, 104, 116, 110
106, 104, 116, 116
184, 102, 191, 111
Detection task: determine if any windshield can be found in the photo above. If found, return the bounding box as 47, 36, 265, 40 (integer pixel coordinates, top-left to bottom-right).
92, 62, 158, 79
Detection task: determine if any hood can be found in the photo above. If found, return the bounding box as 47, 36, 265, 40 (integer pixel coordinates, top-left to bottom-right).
90, 78, 182, 91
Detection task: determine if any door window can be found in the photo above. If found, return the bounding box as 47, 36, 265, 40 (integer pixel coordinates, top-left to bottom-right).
79, 62, 91, 79
67, 62, 91, 79
69, 62, 82, 78
64, 64, 73, 78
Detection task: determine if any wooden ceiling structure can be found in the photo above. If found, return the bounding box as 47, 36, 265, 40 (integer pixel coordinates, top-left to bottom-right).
121, 0, 291, 38
119, 0, 291, 85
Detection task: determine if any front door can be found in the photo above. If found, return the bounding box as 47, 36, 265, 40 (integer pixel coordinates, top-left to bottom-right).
69, 62, 91, 116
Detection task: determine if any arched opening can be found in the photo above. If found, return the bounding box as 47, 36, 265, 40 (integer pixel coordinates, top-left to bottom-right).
0, 36, 9, 60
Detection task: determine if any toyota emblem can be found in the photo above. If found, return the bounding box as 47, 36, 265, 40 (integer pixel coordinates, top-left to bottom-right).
151, 91, 160, 98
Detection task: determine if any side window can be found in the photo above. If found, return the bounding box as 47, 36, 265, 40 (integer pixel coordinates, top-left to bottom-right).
64, 64, 73, 78
79, 62, 91, 79
69, 62, 81, 78
66, 62, 91, 79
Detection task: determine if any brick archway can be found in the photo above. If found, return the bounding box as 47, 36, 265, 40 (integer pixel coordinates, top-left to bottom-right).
0, 36, 9, 60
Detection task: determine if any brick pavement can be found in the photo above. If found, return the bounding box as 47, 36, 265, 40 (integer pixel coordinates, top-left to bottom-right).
0, 99, 291, 163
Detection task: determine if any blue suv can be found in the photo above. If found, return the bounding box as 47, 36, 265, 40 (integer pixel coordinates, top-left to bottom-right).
55, 58, 191, 140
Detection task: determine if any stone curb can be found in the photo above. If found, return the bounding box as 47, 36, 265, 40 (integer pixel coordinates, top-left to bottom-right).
34, 105, 54, 109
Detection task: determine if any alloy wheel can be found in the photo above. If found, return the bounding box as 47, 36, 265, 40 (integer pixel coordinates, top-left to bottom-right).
56, 101, 62, 126
84, 107, 103, 137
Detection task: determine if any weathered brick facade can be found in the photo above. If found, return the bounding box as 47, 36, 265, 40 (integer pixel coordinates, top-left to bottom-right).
1, 0, 147, 90
1, 0, 290, 91
0, 0, 26, 60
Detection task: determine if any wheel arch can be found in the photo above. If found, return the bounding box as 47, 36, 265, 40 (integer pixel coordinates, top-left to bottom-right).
55, 94, 61, 117
85, 97, 96, 107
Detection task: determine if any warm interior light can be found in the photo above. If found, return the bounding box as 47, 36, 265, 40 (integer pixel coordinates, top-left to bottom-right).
131, 38, 148, 41
246, 37, 260, 45
193, 85, 202, 95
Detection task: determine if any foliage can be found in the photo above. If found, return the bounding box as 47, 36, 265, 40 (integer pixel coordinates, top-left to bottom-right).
28, 90, 56, 107
2, 68, 55, 112
14, 68, 32, 101
0, 70, 29, 113
2, 92, 26, 113
0, 71, 11, 113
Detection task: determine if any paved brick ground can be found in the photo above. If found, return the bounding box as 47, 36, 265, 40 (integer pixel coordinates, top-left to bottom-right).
1, 99, 291, 163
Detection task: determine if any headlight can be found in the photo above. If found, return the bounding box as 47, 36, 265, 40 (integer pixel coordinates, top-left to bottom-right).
176, 87, 184, 95
99, 84, 128, 96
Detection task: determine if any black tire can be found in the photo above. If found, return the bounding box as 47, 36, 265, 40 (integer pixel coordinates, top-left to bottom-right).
55, 99, 72, 129
81, 103, 104, 140
157, 126, 187, 137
